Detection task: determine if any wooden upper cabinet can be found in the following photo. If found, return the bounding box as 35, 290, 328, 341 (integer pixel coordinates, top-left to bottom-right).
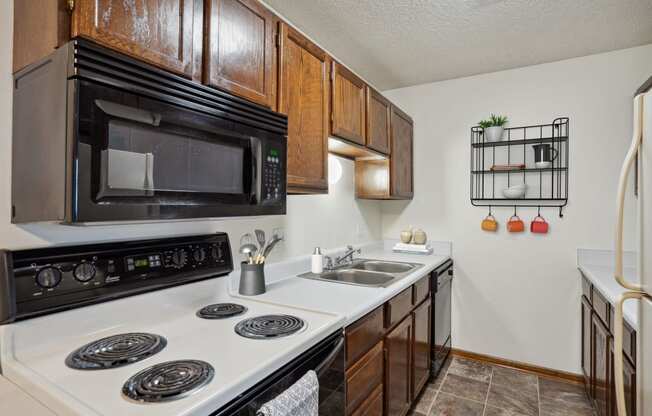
205, 0, 276, 108
366, 87, 391, 154
390, 105, 414, 199
71, 0, 202, 79
278, 23, 330, 193
331, 62, 366, 145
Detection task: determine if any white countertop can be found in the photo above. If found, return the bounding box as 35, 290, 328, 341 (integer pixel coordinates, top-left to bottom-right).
577, 248, 639, 329
0, 375, 55, 415
230, 242, 452, 325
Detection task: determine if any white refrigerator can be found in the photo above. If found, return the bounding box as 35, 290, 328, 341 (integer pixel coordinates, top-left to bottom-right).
613, 78, 652, 416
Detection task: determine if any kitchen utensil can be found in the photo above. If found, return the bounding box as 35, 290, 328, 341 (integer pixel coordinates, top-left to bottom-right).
530, 215, 549, 234
412, 229, 427, 245
239, 243, 258, 264
257, 236, 283, 264
502, 184, 528, 199
400, 227, 413, 244
532, 144, 558, 169
481, 215, 498, 232
254, 229, 266, 263
238, 262, 266, 295
507, 215, 525, 233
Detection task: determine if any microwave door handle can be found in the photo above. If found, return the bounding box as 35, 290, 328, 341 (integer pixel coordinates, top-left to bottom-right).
315, 337, 344, 377
95, 100, 162, 126
250, 138, 262, 201
613, 291, 651, 416
615, 94, 644, 291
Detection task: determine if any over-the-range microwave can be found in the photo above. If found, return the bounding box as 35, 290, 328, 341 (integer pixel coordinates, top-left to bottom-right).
12, 40, 287, 224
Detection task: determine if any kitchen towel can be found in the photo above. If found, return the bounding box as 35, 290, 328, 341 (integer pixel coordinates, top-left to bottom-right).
257, 370, 319, 416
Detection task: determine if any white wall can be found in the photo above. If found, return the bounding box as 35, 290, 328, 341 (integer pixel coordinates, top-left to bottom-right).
0, 1, 382, 261
382, 45, 652, 373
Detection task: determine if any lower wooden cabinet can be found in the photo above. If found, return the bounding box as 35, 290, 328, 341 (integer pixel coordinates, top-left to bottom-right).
385, 316, 413, 416
580, 275, 637, 416
592, 313, 611, 416
412, 299, 431, 400
346, 341, 384, 414
609, 341, 636, 416
351, 383, 384, 416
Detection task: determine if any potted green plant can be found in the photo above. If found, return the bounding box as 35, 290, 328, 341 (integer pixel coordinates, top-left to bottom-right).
478, 114, 508, 142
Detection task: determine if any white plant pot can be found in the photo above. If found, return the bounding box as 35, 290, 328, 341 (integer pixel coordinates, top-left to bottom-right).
484, 126, 504, 142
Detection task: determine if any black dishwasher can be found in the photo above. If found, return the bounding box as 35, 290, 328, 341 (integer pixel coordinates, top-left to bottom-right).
431, 260, 453, 377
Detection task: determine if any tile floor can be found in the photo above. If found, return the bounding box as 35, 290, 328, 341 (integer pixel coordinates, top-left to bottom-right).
410, 356, 595, 416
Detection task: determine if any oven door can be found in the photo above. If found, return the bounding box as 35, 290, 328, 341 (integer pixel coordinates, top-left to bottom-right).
212, 331, 345, 416
72, 80, 286, 222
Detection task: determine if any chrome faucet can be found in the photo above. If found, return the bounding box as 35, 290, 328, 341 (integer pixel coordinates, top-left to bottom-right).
329, 245, 361, 269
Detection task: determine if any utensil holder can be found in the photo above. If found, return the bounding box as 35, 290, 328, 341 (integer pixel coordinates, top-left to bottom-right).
239, 262, 266, 296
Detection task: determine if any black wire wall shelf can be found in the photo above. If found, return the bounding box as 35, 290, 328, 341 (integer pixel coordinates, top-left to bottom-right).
470, 117, 569, 217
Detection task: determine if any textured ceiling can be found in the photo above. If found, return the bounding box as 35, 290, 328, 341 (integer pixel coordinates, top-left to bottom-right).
264, 0, 652, 90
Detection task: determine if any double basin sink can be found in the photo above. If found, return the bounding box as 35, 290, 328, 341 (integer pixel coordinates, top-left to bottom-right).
299, 259, 424, 288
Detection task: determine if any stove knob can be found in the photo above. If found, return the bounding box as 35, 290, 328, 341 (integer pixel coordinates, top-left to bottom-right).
193, 248, 206, 263
171, 250, 187, 268
211, 245, 222, 261
36, 267, 62, 289
73, 262, 96, 282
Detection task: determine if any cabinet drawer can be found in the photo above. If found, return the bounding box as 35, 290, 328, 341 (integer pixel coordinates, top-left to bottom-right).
385, 287, 413, 329
346, 341, 384, 414
592, 288, 610, 328
351, 383, 383, 416
413, 275, 430, 306
614, 309, 637, 364
346, 307, 384, 367
581, 274, 592, 303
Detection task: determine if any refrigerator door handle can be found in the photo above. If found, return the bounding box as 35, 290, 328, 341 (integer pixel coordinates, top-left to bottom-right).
613, 291, 651, 416
615, 94, 645, 291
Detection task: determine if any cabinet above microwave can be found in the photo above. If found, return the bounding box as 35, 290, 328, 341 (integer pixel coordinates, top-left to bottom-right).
12, 40, 288, 224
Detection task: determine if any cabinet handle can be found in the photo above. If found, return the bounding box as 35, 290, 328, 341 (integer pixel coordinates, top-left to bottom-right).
66, 0, 75, 13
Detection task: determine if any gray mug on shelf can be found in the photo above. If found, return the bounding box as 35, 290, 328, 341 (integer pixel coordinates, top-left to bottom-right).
239, 262, 266, 296
532, 143, 558, 168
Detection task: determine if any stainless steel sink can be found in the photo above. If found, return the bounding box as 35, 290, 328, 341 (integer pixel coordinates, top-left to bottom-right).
299, 259, 423, 288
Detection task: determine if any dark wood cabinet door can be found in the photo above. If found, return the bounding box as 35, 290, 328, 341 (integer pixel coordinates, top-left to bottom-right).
385, 316, 413, 416
331, 62, 366, 145
366, 87, 391, 154
592, 313, 611, 416
205, 0, 276, 108
609, 341, 636, 416
581, 296, 593, 398
71, 0, 202, 78
390, 106, 414, 199
278, 22, 330, 194
351, 383, 383, 416
412, 298, 431, 400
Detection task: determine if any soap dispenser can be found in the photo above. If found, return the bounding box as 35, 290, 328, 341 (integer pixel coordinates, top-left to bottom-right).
311, 247, 324, 274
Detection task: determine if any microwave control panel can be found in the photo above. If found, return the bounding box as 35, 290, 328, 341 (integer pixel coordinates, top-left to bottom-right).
262, 147, 284, 202
8, 234, 232, 320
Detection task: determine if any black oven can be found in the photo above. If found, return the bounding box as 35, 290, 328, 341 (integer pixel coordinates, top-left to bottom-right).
12, 40, 287, 224
213, 330, 345, 416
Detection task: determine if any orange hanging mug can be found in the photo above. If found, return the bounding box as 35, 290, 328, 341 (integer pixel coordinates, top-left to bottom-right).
507, 215, 525, 233
531, 215, 549, 234
481, 215, 498, 232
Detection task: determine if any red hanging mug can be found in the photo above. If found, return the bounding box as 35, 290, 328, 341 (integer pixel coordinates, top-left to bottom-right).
530, 215, 549, 234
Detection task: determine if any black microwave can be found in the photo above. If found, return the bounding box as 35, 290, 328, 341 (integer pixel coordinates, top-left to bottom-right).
12, 40, 287, 224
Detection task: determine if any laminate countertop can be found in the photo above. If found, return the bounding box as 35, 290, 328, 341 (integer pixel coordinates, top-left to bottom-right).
577, 248, 639, 329
229, 241, 452, 326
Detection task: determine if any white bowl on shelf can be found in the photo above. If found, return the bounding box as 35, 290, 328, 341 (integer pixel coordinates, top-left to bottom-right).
503, 184, 528, 199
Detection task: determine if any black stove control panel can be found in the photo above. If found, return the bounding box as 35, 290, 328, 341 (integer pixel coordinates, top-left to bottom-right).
0, 233, 233, 323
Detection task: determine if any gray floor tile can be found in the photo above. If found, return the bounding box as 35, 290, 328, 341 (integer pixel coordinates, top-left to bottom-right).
486, 381, 539, 416
447, 357, 493, 383
429, 392, 485, 416
538, 377, 594, 416
413, 386, 438, 415
440, 373, 490, 403
484, 405, 530, 416
492, 366, 538, 388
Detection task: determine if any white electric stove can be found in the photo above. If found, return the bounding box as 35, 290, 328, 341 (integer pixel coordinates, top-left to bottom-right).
0, 234, 346, 416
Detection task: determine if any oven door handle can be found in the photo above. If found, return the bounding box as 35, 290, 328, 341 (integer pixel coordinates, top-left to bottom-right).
95, 99, 162, 126
315, 337, 344, 376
